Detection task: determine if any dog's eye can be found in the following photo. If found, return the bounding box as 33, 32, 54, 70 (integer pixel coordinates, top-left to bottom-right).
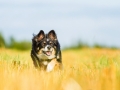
42, 42, 46, 46
49, 42, 53, 45
43, 42, 46, 45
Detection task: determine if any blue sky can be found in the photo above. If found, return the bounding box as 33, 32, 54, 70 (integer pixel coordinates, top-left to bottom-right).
0, 0, 120, 48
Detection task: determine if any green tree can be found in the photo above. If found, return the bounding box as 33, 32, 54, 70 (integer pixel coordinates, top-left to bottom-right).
8, 36, 31, 50
0, 32, 6, 47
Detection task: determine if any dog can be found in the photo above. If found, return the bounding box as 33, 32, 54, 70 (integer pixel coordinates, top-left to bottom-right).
31, 30, 62, 72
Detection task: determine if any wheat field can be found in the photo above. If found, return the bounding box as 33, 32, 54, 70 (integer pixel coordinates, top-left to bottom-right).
0, 48, 120, 90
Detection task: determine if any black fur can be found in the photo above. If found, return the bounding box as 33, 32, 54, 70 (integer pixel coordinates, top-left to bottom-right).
31, 30, 62, 71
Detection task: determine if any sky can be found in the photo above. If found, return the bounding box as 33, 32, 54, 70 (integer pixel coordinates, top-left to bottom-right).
0, 0, 120, 48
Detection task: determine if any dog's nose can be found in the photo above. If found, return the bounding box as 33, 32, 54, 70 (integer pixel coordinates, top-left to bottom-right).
47, 46, 51, 50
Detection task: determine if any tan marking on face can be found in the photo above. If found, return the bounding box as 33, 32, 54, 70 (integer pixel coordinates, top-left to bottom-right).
37, 48, 44, 54
37, 47, 55, 55
36, 47, 56, 60
43, 41, 46, 44
51, 48, 56, 56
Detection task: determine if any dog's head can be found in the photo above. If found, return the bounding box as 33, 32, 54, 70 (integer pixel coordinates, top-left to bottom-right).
32, 30, 59, 60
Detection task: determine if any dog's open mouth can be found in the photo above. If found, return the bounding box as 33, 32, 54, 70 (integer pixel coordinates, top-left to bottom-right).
43, 51, 52, 56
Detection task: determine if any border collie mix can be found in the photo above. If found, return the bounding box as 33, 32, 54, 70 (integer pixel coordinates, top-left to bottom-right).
31, 30, 62, 72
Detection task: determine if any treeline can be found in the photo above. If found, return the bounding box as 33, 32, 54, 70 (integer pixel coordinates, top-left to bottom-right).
0, 32, 119, 51
0, 33, 31, 50
63, 40, 119, 50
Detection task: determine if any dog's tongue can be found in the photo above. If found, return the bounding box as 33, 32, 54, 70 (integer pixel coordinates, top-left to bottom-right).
46, 51, 51, 56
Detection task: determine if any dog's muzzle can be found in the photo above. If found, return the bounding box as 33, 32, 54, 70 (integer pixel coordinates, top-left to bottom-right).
43, 45, 53, 56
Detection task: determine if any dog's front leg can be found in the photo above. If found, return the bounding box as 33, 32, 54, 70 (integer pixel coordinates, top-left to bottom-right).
46, 59, 57, 72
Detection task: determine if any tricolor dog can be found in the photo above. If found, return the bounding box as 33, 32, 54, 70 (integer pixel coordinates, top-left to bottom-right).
31, 30, 62, 72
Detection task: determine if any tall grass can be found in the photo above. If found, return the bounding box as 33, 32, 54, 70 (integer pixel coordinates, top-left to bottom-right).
0, 48, 120, 90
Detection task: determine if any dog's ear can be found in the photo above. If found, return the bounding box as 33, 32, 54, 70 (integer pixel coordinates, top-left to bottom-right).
48, 30, 57, 40
36, 30, 45, 41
